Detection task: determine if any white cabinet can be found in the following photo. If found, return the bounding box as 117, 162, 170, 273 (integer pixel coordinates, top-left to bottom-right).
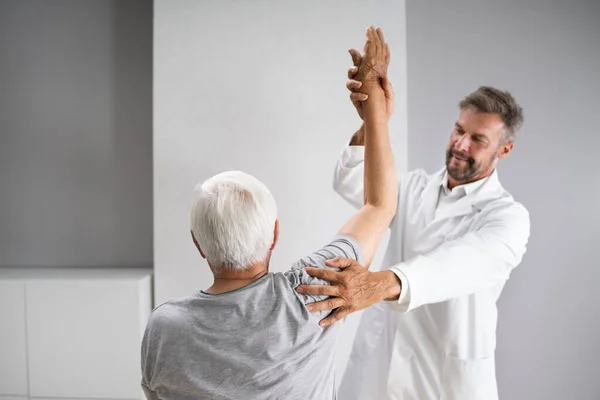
0, 282, 28, 396
0, 268, 152, 400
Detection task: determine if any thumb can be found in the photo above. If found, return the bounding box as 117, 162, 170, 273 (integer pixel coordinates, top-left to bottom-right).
348, 48, 362, 67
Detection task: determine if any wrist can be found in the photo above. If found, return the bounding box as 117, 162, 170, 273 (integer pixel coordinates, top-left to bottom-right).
361, 83, 386, 98
378, 270, 401, 301
361, 87, 387, 116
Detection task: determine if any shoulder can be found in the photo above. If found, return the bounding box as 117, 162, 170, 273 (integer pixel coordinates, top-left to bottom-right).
399, 167, 443, 197
400, 168, 428, 183
283, 235, 361, 288
481, 196, 530, 228
402, 167, 442, 185
473, 187, 530, 247
477, 176, 529, 223
291, 234, 363, 271
282, 267, 328, 290
146, 296, 193, 329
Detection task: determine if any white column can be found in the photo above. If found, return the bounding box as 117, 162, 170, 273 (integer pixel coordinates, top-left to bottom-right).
154, 0, 407, 382
0, 281, 28, 397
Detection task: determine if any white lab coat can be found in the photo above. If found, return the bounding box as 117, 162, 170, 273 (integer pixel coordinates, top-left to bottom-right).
334, 146, 530, 400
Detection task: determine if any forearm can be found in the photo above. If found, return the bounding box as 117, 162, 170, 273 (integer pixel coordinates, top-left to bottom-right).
390, 210, 530, 312
362, 82, 397, 212
391, 250, 510, 312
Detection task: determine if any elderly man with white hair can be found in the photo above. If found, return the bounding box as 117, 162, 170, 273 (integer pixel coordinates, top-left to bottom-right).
140, 27, 401, 400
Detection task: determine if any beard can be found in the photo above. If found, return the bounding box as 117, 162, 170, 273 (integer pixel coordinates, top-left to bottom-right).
445, 148, 495, 183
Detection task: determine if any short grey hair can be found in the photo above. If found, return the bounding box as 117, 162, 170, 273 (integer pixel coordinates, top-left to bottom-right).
460, 86, 524, 142
190, 171, 277, 271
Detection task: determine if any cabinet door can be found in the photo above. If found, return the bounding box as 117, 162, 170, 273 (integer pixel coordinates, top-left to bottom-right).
26, 279, 148, 399
0, 282, 28, 396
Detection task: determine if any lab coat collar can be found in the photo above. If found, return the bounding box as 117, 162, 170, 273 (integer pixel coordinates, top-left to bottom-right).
422, 168, 504, 224
471, 168, 504, 211
440, 170, 488, 196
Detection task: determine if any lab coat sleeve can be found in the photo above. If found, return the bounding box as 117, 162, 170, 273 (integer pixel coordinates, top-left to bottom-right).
389, 202, 530, 313
388, 268, 411, 307
333, 144, 366, 210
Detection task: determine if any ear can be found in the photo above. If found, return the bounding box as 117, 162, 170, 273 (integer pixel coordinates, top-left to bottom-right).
497, 141, 514, 159
270, 220, 280, 251
190, 231, 206, 259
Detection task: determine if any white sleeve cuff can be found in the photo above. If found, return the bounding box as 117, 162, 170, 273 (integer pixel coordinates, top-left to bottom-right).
386, 265, 411, 313
340, 142, 365, 168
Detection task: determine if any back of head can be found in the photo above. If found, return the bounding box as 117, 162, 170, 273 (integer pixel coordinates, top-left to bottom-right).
190, 171, 277, 271
460, 86, 524, 142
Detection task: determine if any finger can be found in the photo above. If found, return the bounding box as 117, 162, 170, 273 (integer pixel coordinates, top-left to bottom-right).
348, 48, 362, 67
374, 27, 383, 57
305, 297, 346, 313
324, 257, 356, 269
348, 66, 359, 79
324, 256, 343, 266
346, 79, 362, 91
304, 267, 340, 283
364, 26, 374, 57
377, 27, 385, 48
351, 98, 364, 112
296, 284, 339, 297
385, 42, 390, 65
319, 307, 351, 327
350, 92, 368, 103
370, 26, 378, 55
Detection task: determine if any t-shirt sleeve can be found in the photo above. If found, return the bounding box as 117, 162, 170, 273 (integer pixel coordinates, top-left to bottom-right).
284, 234, 363, 317
142, 383, 160, 400
140, 301, 173, 397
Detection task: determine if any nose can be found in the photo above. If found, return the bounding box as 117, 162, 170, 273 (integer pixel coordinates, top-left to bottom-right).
455, 134, 471, 152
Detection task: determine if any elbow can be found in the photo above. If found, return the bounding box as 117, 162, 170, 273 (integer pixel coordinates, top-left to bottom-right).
380, 189, 399, 220
368, 200, 397, 222
384, 202, 397, 222
366, 189, 398, 220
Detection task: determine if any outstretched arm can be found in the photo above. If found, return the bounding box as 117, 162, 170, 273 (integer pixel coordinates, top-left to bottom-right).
336, 26, 397, 269
299, 204, 530, 326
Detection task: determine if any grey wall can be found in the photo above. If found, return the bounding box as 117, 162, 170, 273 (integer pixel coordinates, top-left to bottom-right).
0, 0, 153, 268
406, 0, 600, 398
153, 0, 408, 382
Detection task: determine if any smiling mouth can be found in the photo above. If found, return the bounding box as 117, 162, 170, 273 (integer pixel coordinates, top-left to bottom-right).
452, 154, 468, 162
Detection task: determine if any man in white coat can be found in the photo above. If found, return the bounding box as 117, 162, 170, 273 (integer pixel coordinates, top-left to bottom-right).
296, 46, 531, 399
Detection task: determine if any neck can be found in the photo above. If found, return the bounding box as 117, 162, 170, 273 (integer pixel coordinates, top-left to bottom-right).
205, 263, 269, 294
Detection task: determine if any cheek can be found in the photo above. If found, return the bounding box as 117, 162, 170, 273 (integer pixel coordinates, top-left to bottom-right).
476, 150, 497, 164
448, 136, 457, 149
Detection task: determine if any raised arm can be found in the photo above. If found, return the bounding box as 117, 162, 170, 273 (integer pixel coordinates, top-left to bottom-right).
333, 50, 395, 210
336, 26, 397, 268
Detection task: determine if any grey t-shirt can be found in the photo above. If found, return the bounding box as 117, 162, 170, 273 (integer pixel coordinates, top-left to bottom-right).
141, 235, 363, 400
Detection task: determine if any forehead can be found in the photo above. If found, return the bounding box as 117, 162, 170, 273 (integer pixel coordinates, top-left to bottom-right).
456, 108, 505, 138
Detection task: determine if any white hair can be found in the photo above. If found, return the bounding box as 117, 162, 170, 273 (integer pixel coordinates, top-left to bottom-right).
190, 171, 277, 271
